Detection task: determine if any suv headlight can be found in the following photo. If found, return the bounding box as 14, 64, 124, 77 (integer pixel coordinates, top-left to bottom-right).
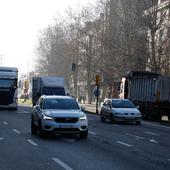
43, 115, 53, 120
43, 111, 53, 120
79, 115, 87, 121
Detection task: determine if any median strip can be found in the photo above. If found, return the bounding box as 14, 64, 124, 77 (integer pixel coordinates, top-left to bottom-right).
27, 139, 38, 146
116, 141, 133, 147
52, 157, 73, 170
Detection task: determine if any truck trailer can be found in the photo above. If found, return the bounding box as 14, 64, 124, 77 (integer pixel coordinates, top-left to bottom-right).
0, 66, 18, 110
119, 71, 170, 121
32, 76, 67, 106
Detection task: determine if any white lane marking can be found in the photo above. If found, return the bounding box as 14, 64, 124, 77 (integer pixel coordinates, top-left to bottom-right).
116, 141, 133, 147
135, 136, 145, 140
145, 131, 160, 136
168, 159, 170, 161
143, 121, 170, 129
0, 138, 4, 141
52, 158, 73, 170
3, 121, 8, 125
27, 139, 38, 146
126, 133, 145, 140
13, 129, 21, 134
89, 131, 96, 135
149, 139, 158, 144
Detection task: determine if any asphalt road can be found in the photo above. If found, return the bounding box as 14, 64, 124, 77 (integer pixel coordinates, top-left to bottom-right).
0, 105, 170, 170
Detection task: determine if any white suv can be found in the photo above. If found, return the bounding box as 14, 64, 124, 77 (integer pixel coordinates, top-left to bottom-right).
31, 95, 88, 138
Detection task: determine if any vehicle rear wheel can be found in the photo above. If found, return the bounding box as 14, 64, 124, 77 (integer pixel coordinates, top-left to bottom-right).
31, 117, 37, 135
80, 130, 88, 139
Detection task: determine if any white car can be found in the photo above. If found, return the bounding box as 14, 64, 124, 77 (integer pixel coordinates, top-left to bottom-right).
100, 98, 142, 124
31, 95, 88, 138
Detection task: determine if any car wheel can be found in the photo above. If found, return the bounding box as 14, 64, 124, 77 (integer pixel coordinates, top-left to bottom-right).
136, 121, 141, 125
80, 130, 88, 139
31, 116, 37, 135
101, 114, 105, 122
110, 114, 114, 123
37, 119, 45, 138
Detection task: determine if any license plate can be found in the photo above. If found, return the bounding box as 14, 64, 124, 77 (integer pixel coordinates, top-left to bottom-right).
59, 125, 73, 128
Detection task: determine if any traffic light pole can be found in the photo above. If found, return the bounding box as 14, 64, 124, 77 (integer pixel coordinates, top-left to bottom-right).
96, 84, 99, 114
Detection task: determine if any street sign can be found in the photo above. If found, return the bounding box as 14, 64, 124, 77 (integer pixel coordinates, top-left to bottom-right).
93, 88, 101, 97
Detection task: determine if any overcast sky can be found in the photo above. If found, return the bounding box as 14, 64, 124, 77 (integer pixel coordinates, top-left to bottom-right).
0, 0, 94, 75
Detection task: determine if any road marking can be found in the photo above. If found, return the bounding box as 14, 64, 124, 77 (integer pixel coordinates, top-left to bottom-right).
168, 159, 170, 161
89, 131, 96, 135
116, 141, 133, 147
149, 139, 158, 144
143, 121, 170, 129
13, 129, 21, 134
145, 131, 160, 136
3, 121, 8, 125
52, 157, 73, 170
27, 139, 38, 146
0, 138, 4, 141
126, 133, 145, 140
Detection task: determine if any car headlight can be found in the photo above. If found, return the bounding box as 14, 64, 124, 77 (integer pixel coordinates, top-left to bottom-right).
43, 111, 53, 120
114, 112, 123, 116
43, 115, 53, 120
79, 115, 87, 121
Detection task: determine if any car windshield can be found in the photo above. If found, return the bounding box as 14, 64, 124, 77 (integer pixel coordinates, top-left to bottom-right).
44, 98, 80, 110
112, 100, 136, 108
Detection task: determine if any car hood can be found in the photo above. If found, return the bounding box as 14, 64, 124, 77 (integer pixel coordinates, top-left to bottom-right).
112, 108, 140, 114
44, 109, 85, 118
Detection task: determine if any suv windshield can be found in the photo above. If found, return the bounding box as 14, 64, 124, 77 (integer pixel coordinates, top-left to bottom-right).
44, 98, 80, 110
112, 100, 136, 108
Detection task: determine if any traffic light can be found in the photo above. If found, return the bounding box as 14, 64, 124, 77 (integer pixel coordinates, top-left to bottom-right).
24, 80, 29, 92
72, 63, 76, 71
96, 75, 100, 85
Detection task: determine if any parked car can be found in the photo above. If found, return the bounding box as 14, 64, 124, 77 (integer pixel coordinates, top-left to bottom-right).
100, 98, 142, 124
31, 95, 88, 138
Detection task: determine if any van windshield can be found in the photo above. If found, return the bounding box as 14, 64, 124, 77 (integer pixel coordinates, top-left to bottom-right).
42, 87, 65, 95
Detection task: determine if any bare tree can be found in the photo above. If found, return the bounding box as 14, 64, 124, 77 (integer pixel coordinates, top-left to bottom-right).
143, 0, 170, 74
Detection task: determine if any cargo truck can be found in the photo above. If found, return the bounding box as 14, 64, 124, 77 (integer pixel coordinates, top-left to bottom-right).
119, 71, 170, 121
0, 66, 18, 110
32, 76, 67, 106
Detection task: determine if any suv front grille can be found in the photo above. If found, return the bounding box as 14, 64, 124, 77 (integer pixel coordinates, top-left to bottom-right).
54, 117, 78, 123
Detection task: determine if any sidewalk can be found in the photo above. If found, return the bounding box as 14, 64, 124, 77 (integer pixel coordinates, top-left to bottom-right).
81, 103, 100, 114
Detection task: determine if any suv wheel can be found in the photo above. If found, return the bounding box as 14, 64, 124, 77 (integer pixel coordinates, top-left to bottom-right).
37, 120, 45, 138
80, 130, 88, 139
31, 116, 37, 135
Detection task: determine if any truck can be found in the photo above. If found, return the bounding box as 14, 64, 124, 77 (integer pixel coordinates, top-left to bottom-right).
0, 66, 18, 110
119, 71, 170, 121
32, 76, 67, 106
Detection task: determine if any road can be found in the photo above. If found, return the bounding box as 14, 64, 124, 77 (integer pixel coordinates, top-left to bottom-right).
0, 105, 170, 170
